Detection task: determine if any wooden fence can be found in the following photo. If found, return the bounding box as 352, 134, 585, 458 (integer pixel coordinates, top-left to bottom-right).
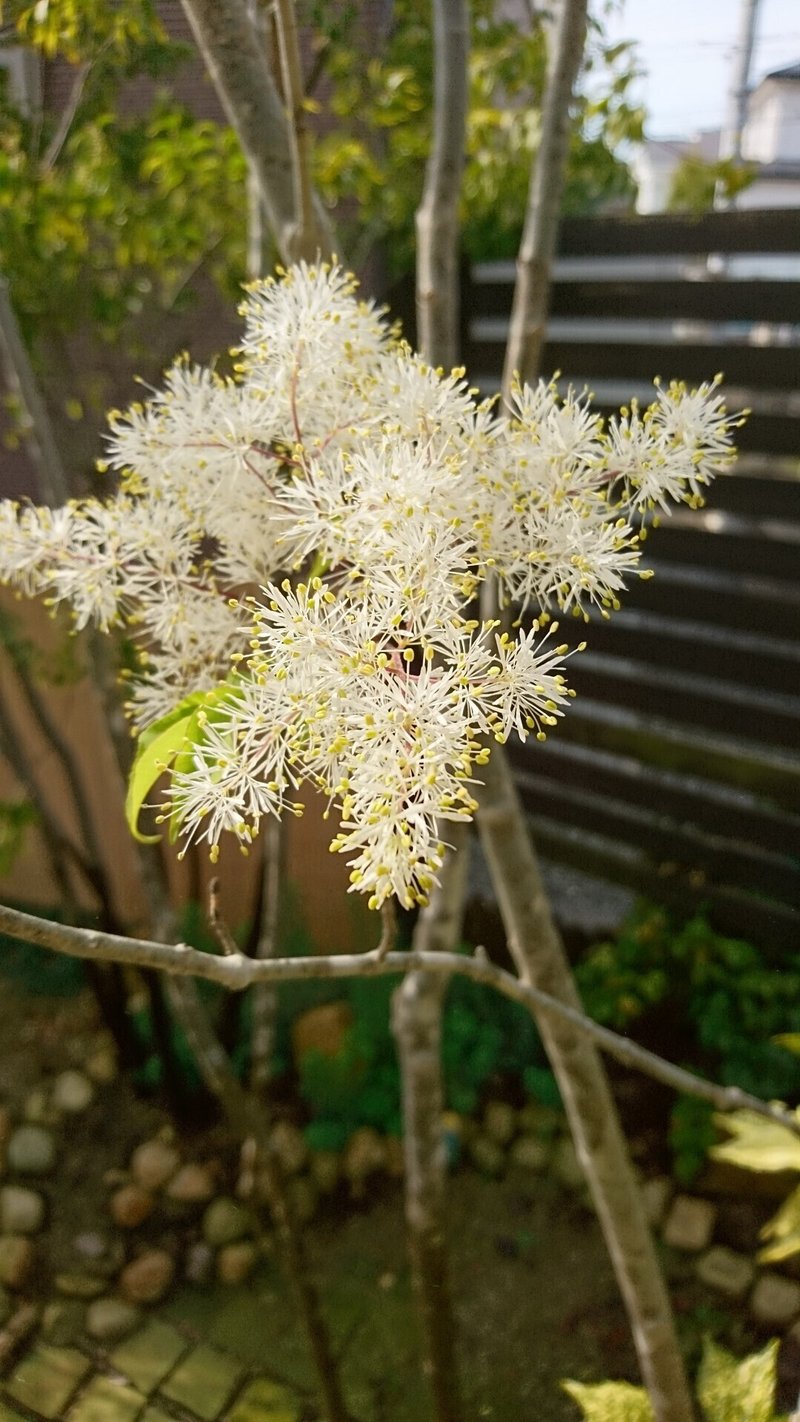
459, 208, 800, 951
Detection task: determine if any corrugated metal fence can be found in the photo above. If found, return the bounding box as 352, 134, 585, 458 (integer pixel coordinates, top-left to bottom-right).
461, 209, 800, 950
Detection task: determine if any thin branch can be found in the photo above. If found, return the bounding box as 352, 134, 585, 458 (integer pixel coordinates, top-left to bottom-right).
0, 690, 90, 907
250, 817, 284, 1091
207, 876, 240, 956
415, 0, 470, 368
501, 0, 589, 398
0, 900, 797, 1138
0, 277, 70, 506
393, 826, 470, 1422
179, 0, 334, 263
164, 974, 351, 1422
40, 59, 93, 171
375, 897, 398, 961
273, 0, 318, 261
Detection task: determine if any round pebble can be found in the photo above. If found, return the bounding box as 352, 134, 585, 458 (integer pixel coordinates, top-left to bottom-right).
130, 1139, 180, 1192
217, 1241, 258, 1286
119, 1249, 175, 1304
184, 1241, 214, 1287
7, 1125, 56, 1175
483, 1101, 516, 1146
269, 1122, 307, 1176
86, 1297, 142, 1341
0, 1186, 45, 1235
110, 1184, 155, 1229
202, 1198, 254, 1248
52, 1071, 94, 1114
165, 1164, 215, 1204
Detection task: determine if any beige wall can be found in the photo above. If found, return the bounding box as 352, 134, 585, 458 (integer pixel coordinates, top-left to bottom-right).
0, 594, 375, 955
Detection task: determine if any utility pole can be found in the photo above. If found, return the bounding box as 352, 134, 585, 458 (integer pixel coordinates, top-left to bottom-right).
715, 0, 760, 206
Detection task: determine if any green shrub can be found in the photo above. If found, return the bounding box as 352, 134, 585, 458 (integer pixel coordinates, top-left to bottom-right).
575, 904, 800, 1179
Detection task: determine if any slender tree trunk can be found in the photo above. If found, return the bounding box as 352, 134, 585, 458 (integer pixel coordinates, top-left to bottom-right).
396, 4, 470, 1415
501, 0, 588, 398
249, 815, 282, 1093
393, 827, 469, 1422
0, 277, 69, 506
476, 748, 695, 1422
415, 0, 469, 367
165, 975, 352, 1422
244, 0, 268, 279
179, 0, 334, 263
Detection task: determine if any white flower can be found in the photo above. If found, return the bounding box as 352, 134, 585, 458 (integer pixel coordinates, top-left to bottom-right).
0, 263, 740, 906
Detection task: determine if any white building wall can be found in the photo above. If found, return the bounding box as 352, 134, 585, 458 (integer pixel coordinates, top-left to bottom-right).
743, 80, 800, 164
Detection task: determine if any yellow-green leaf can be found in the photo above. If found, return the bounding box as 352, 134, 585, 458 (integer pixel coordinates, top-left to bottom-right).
561, 1379, 654, 1421
125, 679, 243, 844
697, 1337, 778, 1422
711, 1109, 800, 1175
773, 1034, 800, 1058
125, 699, 202, 843
759, 1183, 800, 1264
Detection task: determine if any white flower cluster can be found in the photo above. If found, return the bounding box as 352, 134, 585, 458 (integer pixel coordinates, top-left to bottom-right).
0, 263, 739, 907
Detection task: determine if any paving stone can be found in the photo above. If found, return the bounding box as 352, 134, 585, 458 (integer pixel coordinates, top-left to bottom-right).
0, 1404, 29, 1422
110, 1319, 188, 1394
227, 1377, 301, 1421
67, 1375, 145, 1422
750, 1271, 800, 1327
641, 1177, 673, 1229
6, 1344, 92, 1419
662, 1194, 716, 1252
140, 1410, 173, 1422
159, 1343, 243, 1420
695, 1245, 755, 1299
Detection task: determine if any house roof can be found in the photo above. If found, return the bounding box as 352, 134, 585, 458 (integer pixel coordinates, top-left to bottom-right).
762, 61, 800, 83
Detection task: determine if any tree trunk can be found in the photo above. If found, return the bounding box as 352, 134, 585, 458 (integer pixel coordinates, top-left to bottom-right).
397, 1, 471, 1413
415, 0, 469, 368
501, 0, 588, 397
166, 977, 351, 1422
476, 746, 695, 1422
393, 828, 469, 1422
179, 0, 334, 263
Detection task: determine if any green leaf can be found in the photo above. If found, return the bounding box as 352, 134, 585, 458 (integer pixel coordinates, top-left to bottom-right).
773, 1033, 800, 1057
759, 1183, 800, 1264
124, 696, 203, 843
697, 1337, 779, 1422
561, 1380, 654, 1421
125, 679, 243, 844
711, 1109, 800, 1175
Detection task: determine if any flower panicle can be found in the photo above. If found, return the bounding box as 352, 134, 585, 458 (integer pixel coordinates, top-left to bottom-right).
0, 263, 741, 907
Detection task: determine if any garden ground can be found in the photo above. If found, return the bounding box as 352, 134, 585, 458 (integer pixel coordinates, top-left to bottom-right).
0, 955, 795, 1421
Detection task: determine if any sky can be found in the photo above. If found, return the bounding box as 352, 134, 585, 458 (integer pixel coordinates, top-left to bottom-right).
602, 0, 800, 139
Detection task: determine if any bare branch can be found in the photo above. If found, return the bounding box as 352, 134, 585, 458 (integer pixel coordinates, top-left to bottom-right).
179, 0, 334, 262
476, 745, 693, 1422
502, 0, 589, 397
0, 277, 70, 506
207, 876, 239, 956
273, 0, 318, 261
415, 0, 470, 368
41, 60, 92, 171
249, 816, 283, 1091
0, 900, 797, 1139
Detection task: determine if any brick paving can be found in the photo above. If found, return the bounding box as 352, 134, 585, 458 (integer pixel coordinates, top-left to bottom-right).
0, 1318, 304, 1422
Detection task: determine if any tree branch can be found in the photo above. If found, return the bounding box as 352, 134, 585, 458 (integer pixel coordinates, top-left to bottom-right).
415, 0, 469, 368
179, 0, 334, 263
0, 899, 796, 1139
0, 277, 70, 506
501, 0, 589, 397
